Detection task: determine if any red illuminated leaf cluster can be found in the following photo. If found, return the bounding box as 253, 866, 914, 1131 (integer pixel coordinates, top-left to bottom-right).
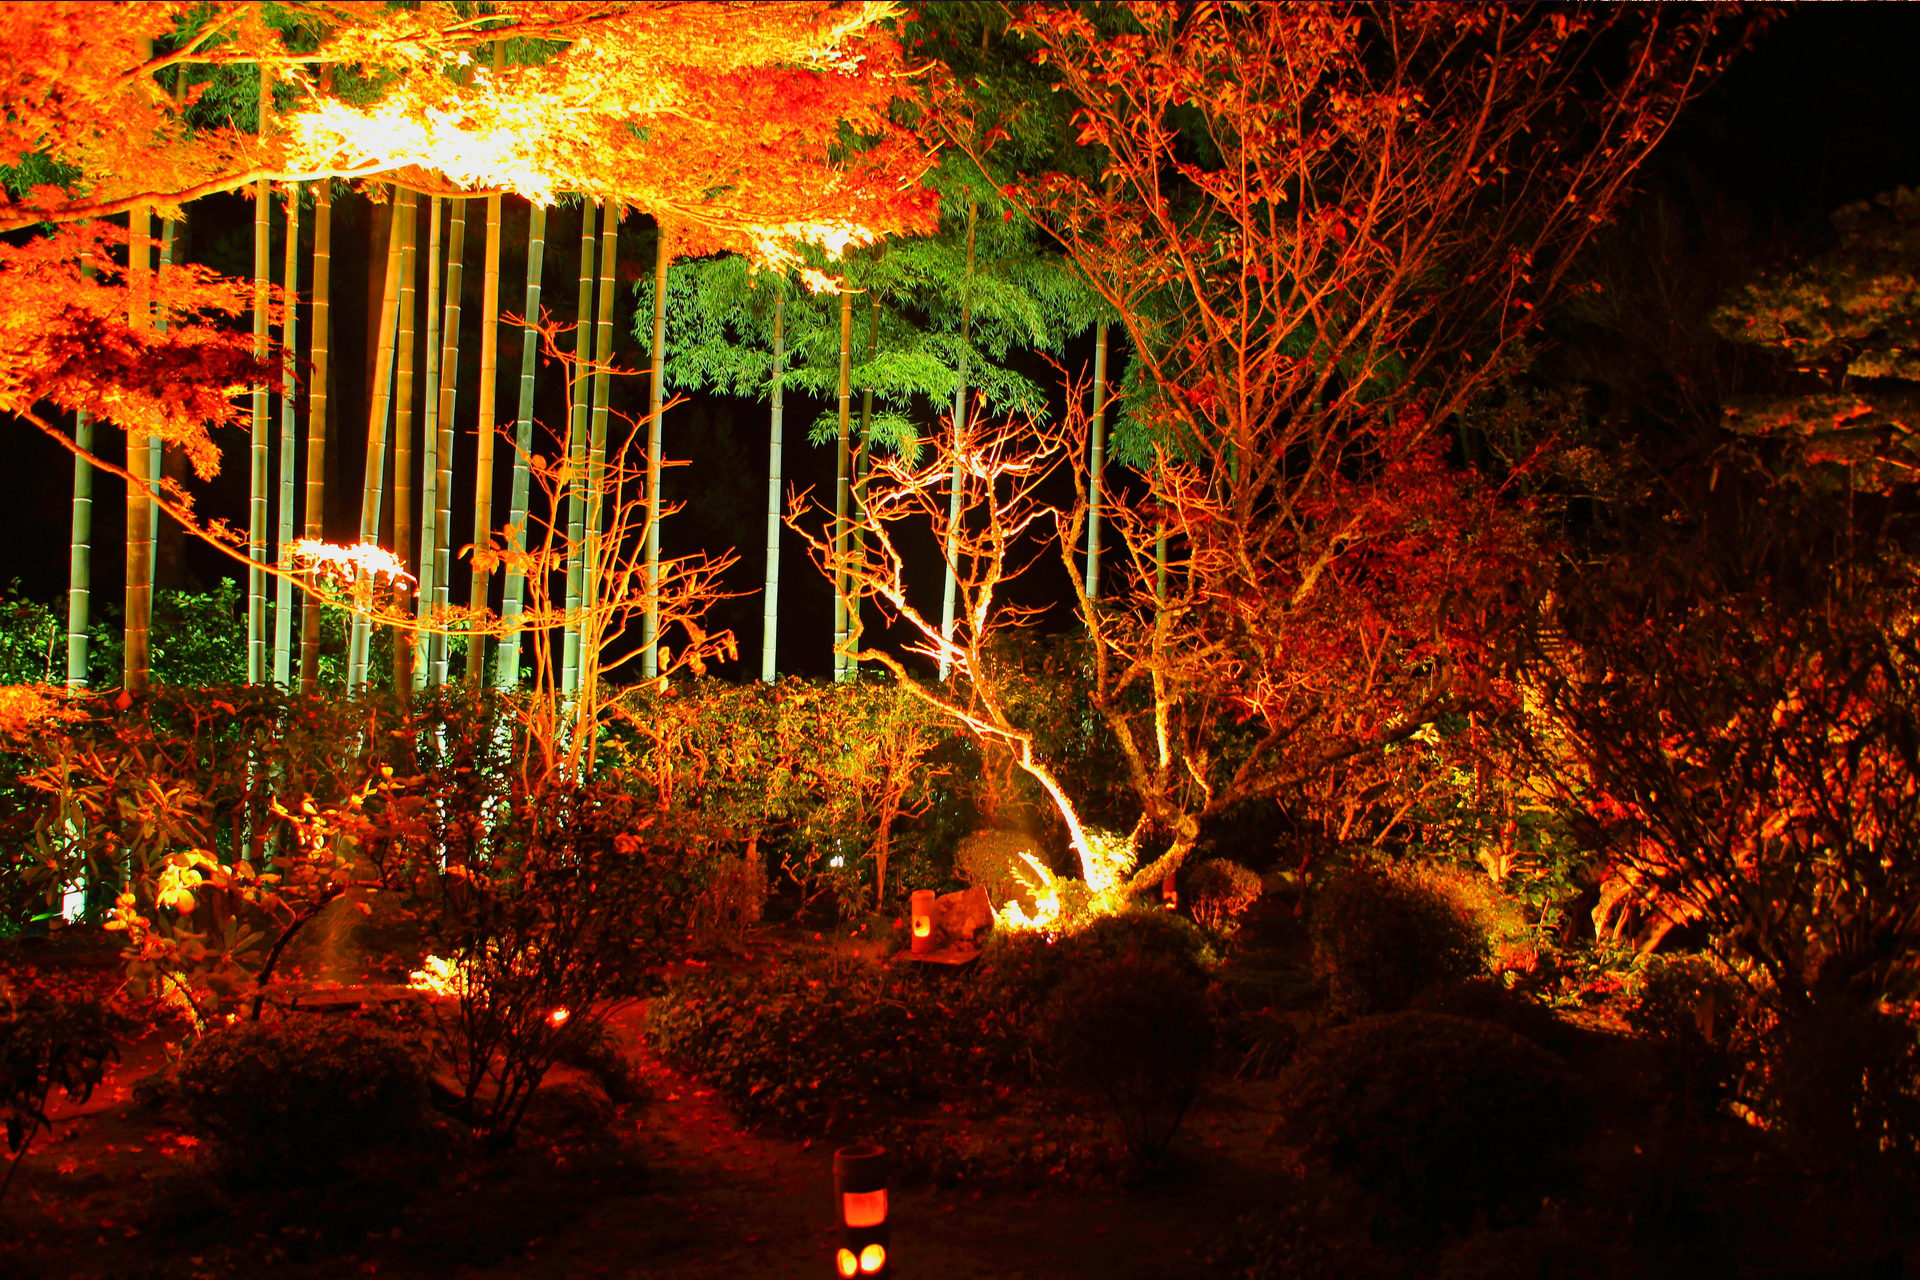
0, 224, 276, 475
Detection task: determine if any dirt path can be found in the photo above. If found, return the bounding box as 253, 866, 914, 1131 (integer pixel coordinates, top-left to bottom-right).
477, 1008, 1286, 1280
2, 1007, 1286, 1280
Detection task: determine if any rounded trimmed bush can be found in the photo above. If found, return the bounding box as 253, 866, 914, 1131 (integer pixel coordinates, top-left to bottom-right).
1045, 951, 1214, 1167
177, 1015, 429, 1182
1278, 1011, 1584, 1232
1308, 861, 1484, 1016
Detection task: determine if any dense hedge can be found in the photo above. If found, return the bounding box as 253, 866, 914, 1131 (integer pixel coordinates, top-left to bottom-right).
1278, 1011, 1586, 1233
177, 1016, 429, 1182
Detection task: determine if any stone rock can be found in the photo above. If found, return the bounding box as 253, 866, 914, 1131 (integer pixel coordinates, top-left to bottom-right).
930, 885, 993, 945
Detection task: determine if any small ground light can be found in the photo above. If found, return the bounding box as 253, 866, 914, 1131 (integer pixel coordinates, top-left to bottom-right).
909, 890, 935, 955
833, 1144, 889, 1276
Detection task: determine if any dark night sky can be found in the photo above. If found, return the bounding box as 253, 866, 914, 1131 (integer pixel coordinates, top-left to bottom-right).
4, 3, 1917, 683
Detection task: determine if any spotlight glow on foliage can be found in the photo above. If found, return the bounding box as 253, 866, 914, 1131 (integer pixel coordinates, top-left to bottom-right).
282, 539, 414, 597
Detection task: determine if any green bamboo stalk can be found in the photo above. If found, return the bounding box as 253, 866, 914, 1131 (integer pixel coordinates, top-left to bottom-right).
846, 293, 878, 674
247, 63, 272, 685
416, 194, 443, 691
392, 190, 420, 696
581, 200, 616, 705
151, 216, 173, 585
939, 199, 977, 682
642, 223, 669, 681
349, 185, 407, 691
430, 198, 466, 686
272, 186, 300, 686
759, 289, 785, 684
67, 249, 94, 690
300, 179, 332, 695
562, 200, 597, 695
832, 285, 853, 682
124, 205, 153, 696
1085, 320, 1109, 601
467, 172, 503, 689
495, 201, 545, 690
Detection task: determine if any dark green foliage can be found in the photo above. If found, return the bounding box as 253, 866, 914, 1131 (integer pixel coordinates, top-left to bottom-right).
647, 910, 1218, 1180
1432, 1211, 1638, 1280
1308, 861, 1486, 1017
1278, 1012, 1586, 1233
1410, 978, 1578, 1058
0, 988, 125, 1197
86, 582, 249, 687
978, 906, 1216, 1014
644, 956, 1027, 1139
610, 677, 956, 915
1185, 858, 1263, 937
1044, 951, 1213, 1168
1768, 1000, 1920, 1172
176, 1016, 429, 1183
1623, 953, 1754, 1119
0, 588, 65, 686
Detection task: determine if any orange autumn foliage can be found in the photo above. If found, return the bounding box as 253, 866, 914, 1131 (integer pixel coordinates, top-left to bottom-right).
284, 1, 937, 263
2, 3, 935, 260
0, 224, 276, 476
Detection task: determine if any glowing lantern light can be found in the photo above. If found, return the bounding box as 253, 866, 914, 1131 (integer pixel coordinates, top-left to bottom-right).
833, 1144, 889, 1277
909, 890, 935, 956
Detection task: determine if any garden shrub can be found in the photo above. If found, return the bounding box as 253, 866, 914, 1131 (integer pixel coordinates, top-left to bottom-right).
1623, 951, 1754, 1117
1278, 1011, 1585, 1233
376, 773, 702, 1144
978, 905, 1216, 1016
1, 987, 126, 1194
1768, 999, 1920, 1172
644, 956, 1025, 1138
1045, 951, 1214, 1168
1410, 977, 1574, 1056
177, 1015, 429, 1182
1185, 857, 1263, 936
1308, 859, 1485, 1017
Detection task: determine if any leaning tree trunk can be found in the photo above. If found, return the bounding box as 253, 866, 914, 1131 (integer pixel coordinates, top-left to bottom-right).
272, 186, 300, 686
832, 285, 853, 683
349, 185, 407, 691
429, 198, 466, 686
247, 64, 273, 685
938, 200, 977, 682
495, 201, 545, 690
561, 200, 597, 696
299, 179, 332, 695
641, 222, 669, 681
580, 201, 617, 709
1085, 320, 1109, 601
467, 175, 503, 689
391, 190, 420, 696
759, 289, 785, 684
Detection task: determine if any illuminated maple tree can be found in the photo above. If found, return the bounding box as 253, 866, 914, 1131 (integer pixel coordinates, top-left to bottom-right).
918, 2, 1747, 897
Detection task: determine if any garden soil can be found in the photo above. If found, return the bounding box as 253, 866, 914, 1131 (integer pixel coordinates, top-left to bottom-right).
0, 990, 1287, 1280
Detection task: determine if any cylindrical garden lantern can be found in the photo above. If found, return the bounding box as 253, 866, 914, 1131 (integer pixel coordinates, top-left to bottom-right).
833, 1143, 889, 1277
909, 890, 936, 956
